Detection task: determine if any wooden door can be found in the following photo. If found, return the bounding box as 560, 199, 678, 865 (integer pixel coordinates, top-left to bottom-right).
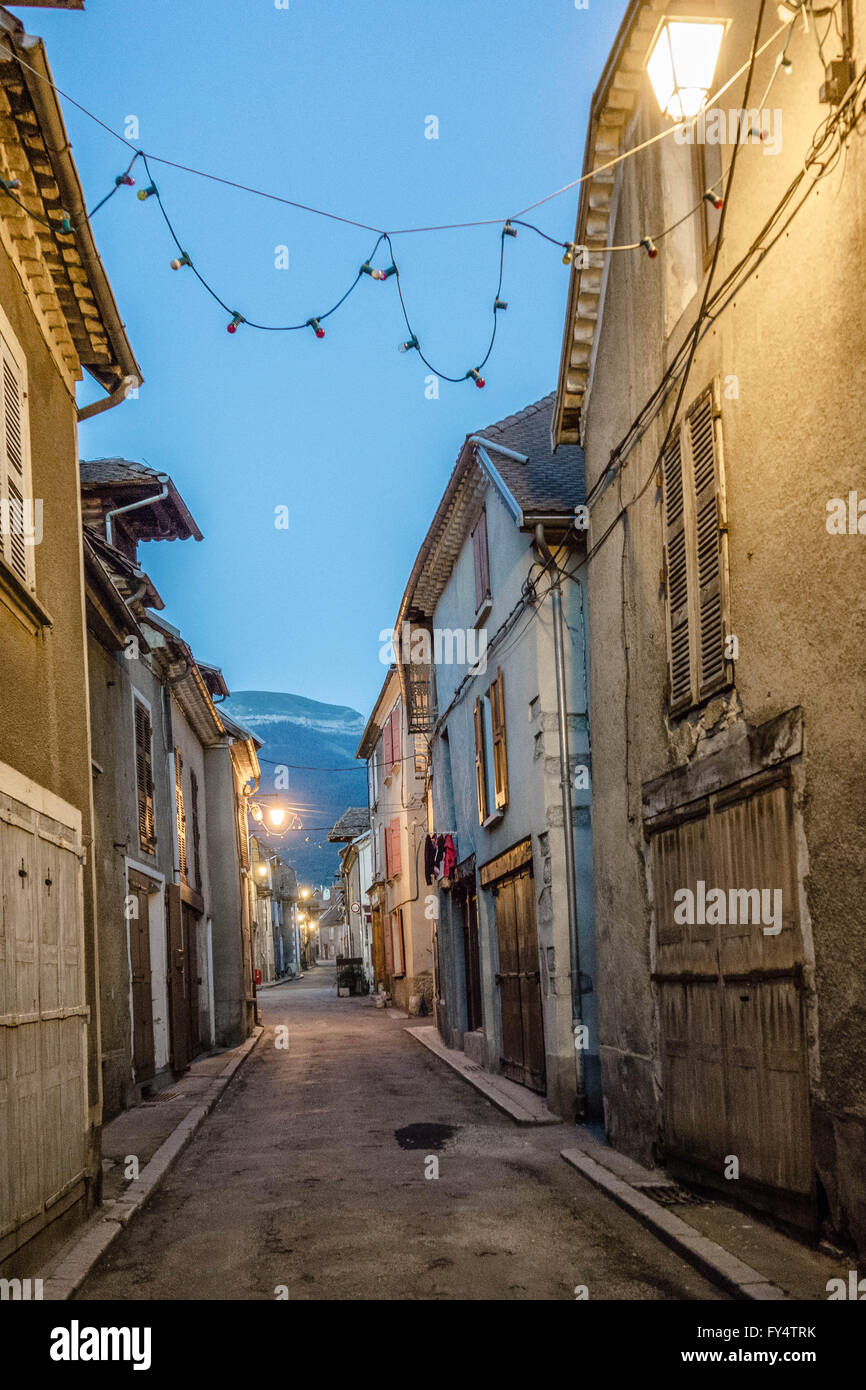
494, 866, 545, 1093
182, 903, 202, 1059
166, 885, 190, 1073
650, 772, 812, 1215
127, 872, 155, 1083
462, 890, 483, 1032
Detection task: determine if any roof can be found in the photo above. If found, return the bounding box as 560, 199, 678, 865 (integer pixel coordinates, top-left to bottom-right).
0, 10, 141, 393
395, 394, 584, 629
552, 0, 657, 445
317, 899, 345, 928
219, 708, 264, 751
356, 665, 399, 762
474, 394, 586, 514
80, 459, 203, 543
328, 807, 371, 843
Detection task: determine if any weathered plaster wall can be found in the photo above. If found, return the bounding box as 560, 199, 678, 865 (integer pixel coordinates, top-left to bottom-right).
580, 0, 866, 1244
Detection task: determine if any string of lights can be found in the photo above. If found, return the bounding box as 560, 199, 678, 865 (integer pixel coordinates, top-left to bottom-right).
0, 15, 801, 388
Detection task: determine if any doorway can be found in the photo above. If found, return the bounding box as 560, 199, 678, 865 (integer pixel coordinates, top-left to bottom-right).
127, 870, 156, 1084
483, 842, 545, 1094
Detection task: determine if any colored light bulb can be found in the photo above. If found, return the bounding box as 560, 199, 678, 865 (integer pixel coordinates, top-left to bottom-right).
494, 298, 508, 311
503, 222, 517, 238
398, 337, 419, 353
562, 243, 576, 265
307, 318, 325, 338
115, 172, 136, 187
704, 191, 724, 210
59, 215, 74, 233
0, 177, 21, 190
137, 184, 158, 201
227, 313, 243, 334
171, 252, 192, 270
641, 236, 659, 259
381, 263, 397, 280
467, 369, 485, 388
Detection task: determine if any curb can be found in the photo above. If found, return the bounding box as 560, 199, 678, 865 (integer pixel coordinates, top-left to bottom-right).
41, 1026, 264, 1300
407, 1024, 561, 1126
560, 1147, 788, 1301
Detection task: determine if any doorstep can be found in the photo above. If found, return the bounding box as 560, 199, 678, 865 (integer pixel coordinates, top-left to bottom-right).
561, 1130, 852, 1301
37, 1026, 263, 1300
406, 1025, 560, 1126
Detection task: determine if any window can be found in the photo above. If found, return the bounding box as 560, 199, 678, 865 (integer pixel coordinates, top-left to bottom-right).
0, 328, 34, 590
473, 668, 508, 824
662, 383, 732, 713
384, 817, 402, 879
174, 747, 188, 880
190, 768, 202, 889
471, 507, 491, 612
134, 699, 156, 851
383, 704, 400, 772
695, 130, 723, 267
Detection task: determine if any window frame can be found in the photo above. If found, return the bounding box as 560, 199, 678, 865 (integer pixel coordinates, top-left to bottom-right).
134, 695, 157, 854
0, 320, 35, 595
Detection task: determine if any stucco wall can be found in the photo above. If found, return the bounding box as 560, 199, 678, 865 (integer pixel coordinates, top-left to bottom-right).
579, 0, 866, 1244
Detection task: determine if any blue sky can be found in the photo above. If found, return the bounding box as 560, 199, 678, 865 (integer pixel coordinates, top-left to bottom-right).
33, 0, 627, 715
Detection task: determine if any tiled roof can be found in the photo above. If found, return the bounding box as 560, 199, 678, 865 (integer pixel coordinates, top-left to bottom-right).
80, 458, 203, 543
328, 807, 371, 842
474, 393, 586, 513
80, 458, 162, 487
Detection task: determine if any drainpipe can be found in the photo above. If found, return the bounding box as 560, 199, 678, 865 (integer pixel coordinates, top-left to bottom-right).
77, 374, 141, 424
534, 523, 585, 1121
105, 476, 169, 545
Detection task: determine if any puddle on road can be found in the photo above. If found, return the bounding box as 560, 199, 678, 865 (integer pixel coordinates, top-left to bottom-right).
394, 1122, 457, 1151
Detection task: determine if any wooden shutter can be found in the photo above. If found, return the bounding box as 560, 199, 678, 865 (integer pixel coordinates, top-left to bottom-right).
473, 697, 487, 824
687, 388, 730, 698
389, 817, 402, 876
174, 748, 187, 880
383, 712, 395, 769
471, 507, 490, 611
0, 340, 30, 586
491, 669, 509, 810
135, 701, 155, 849
190, 769, 202, 889
663, 432, 692, 712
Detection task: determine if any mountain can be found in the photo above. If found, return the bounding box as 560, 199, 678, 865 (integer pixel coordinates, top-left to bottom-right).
221, 690, 368, 887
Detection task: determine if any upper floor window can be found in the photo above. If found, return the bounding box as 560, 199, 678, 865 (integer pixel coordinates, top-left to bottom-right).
473, 668, 508, 825
134, 699, 156, 852
190, 767, 202, 889
0, 328, 34, 591
174, 747, 188, 880
662, 382, 732, 714
383, 703, 401, 773
471, 507, 491, 613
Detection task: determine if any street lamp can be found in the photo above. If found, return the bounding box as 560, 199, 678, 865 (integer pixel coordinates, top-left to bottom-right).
646, 16, 727, 119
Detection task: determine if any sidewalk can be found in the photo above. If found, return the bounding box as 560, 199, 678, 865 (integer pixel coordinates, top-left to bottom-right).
561, 1128, 851, 1301
39, 1026, 263, 1299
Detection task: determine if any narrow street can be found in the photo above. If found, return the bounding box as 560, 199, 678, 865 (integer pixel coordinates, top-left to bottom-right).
76, 967, 724, 1302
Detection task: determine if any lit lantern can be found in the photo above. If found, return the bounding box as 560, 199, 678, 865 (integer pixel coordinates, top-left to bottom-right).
646, 17, 727, 120
268, 806, 287, 829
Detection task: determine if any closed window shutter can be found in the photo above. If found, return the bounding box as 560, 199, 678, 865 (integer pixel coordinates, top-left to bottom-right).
383, 712, 394, 769
389, 817, 402, 875
687, 388, 730, 698
1, 341, 30, 587
174, 748, 187, 880
663, 433, 692, 711
473, 697, 487, 823
381, 824, 389, 879
491, 668, 509, 810
135, 702, 155, 848
190, 769, 202, 888
471, 508, 490, 610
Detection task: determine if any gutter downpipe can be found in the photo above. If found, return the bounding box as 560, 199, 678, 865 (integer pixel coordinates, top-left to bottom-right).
534, 522, 586, 1122
78, 374, 140, 424
105, 477, 169, 546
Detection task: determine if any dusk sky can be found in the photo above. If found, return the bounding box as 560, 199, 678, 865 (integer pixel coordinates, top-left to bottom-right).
35, 0, 628, 715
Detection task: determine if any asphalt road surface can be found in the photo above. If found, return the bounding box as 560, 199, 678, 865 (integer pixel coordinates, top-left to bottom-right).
77, 967, 726, 1301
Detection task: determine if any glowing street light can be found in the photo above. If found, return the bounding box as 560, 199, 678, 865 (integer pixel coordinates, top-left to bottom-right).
267, 806, 286, 829
646, 16, 727, 120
